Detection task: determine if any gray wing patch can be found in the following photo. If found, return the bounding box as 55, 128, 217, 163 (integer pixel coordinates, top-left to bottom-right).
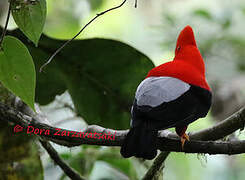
135, 76, 190, 107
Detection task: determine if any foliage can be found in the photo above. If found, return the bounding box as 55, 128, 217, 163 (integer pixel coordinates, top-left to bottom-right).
3, 28, 154, 129
11, 0, 46, 46
0, 36, 35, 110
0, 0, 154, 129
0, 0, 154, 179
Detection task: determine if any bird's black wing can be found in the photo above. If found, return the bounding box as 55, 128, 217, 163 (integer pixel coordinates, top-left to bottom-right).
131, 76, 212, 130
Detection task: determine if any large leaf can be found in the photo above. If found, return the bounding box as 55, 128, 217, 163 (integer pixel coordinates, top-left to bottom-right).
11, 0, 46, 46
56, 39, 154, 129
0, 36, 36, 110
7, 29, 154, 129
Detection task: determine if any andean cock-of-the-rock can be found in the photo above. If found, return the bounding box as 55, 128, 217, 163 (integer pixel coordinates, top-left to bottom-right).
120, 25, 212, 160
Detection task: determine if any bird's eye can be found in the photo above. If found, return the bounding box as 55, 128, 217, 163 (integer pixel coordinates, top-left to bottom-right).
177, 46, 181, 51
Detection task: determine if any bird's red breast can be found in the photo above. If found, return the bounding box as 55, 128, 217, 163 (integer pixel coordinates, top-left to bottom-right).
146, 25, 211, 91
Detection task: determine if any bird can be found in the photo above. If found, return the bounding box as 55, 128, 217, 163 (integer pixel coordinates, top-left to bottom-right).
120, 25, 212, 160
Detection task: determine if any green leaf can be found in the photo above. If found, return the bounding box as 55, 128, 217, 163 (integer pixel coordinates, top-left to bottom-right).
58, 39, 154, 129
0, 36, 36, 110
11, 0, 47, 46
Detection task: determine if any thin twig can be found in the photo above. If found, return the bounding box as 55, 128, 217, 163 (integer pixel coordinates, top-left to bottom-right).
0, 0, 12, 49
40, 140, 86, 180
142, 151, 170, 180
39, 0, 127, 72
135, 0, 137, 8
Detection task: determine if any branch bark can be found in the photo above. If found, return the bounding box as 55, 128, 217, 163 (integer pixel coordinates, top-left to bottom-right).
1, 102, 245, 155
142, 151, 170, 180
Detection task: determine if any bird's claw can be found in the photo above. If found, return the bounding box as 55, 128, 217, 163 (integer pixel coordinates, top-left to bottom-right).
180, 133, 189, 149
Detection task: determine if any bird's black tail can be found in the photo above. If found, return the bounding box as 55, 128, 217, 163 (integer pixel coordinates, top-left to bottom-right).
120, 125, 158, 160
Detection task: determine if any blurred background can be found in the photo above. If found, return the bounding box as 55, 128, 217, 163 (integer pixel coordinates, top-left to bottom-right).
1, 0, 245, 179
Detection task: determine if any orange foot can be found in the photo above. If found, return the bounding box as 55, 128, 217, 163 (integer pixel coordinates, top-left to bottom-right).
180, 133, 189, 149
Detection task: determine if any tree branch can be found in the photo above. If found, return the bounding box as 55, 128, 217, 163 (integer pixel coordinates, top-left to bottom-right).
190, 107, 245, 141
1, 102, 245, 155
143, 106, 245, 178
158, 107, 245, 141
157, 137, 245, 155
143, 107, 245, 179
142, 151, 170, 180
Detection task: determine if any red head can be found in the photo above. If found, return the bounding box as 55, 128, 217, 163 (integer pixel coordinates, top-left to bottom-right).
147, 25, 211, 91
175, 25, 197, 54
